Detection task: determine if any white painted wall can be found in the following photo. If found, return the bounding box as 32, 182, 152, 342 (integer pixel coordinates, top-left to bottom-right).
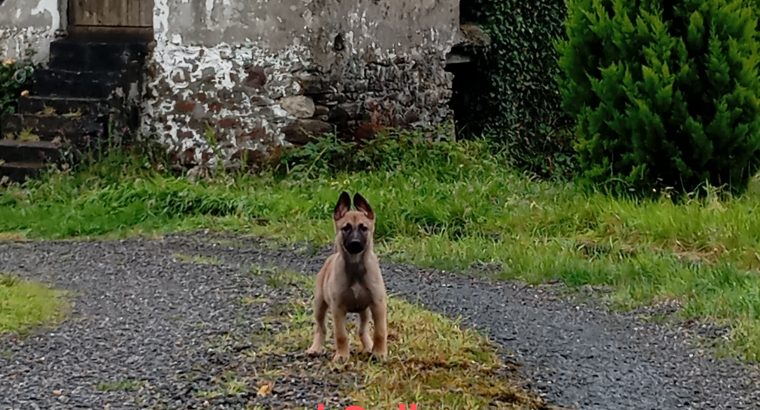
0, 0, 61, 62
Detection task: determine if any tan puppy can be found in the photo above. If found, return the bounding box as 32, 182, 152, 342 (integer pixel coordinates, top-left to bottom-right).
305, 191, 388, 362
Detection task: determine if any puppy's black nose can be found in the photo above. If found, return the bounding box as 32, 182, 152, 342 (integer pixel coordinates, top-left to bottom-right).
346, 241, 364, 254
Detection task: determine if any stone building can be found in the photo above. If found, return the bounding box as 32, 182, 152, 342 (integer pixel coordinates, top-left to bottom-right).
0, 0, 476, 178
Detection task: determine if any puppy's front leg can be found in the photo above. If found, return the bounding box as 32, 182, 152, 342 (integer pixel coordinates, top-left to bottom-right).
331, 307, 350, 362
358, 308, 373, 353
306, 296, 327, 355
370, 300, 388, 359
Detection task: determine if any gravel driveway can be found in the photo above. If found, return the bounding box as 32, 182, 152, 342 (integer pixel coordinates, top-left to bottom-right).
1, 232, 759, 409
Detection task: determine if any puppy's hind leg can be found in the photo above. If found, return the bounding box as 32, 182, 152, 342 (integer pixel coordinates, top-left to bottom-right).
358, 308, 373, 354
306, 295, 328, 355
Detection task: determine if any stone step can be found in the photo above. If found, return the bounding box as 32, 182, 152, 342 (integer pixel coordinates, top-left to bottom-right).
32, 68, 128, 99
0, 161, 46, 183
0, 140, 62, 163
66, 26, 154, 43
1, 114, 106, 146
49, 39, 149, 72
0, 38, 150, 184
18, 96, 112, 117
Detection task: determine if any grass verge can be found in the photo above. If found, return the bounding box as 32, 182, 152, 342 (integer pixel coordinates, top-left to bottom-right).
0, 132, 759, 360
250, 269, 548, 409
0, 274, 68, 335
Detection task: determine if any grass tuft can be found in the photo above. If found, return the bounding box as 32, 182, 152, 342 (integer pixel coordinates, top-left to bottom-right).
95, 379, 145, 392
171, 252, 221, 266
0, 273, 68, 335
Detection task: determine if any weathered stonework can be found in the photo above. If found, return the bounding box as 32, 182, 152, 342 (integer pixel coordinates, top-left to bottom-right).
141, 40, 310, 169
1, 0, 460, 173
142, 0, 459, 172
0, 0, 61, 63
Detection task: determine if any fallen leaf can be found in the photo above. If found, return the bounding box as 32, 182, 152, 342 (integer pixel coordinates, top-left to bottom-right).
20, 90, 29, 97
257, 381, 273, 396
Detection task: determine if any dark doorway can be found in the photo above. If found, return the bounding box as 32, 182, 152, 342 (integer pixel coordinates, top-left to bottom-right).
445, 6, 491, 139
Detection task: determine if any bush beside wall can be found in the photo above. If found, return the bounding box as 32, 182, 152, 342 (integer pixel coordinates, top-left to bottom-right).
557, 0, 760, 197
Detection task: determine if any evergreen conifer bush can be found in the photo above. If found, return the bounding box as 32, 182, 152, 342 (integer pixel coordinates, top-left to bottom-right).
557, 0, 760, 196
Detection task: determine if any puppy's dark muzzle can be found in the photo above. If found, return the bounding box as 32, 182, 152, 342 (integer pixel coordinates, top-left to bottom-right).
346, 241, 364, 254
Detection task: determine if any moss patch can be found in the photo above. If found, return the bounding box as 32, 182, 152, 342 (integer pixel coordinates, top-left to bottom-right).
0, 274, 68, 335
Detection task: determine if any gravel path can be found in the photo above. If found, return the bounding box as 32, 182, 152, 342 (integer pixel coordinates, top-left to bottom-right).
1, 232, 760, 410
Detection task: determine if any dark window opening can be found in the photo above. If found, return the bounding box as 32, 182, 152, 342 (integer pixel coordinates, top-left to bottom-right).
445, 8, 491, 140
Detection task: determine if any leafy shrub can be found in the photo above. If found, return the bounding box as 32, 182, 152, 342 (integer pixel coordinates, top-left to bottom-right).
0, 52, 34, 116
557, 0, 760, 197
461, 0, 575, 178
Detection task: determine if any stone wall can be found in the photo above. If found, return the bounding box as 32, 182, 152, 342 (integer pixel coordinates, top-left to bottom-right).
0, 0, 460, 172
142, 0, 459, 172
0, 0, 61, 63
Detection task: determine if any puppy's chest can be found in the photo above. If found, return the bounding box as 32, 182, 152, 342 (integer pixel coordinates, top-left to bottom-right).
341, 281, 374, 313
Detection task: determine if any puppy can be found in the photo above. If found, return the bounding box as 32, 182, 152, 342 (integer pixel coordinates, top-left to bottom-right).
305, 191, 388, 362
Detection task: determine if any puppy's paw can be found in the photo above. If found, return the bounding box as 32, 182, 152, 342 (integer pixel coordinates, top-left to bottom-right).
305, 345, 323, 356
371, 346, 388, 360
332, 351, 349, 363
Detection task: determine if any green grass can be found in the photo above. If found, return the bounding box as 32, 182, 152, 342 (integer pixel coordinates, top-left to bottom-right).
171, 252, 221, 266
95, 379, 145, 392
252, 269, 546, 409
1, 133, 760, 360
0, 274, 68, 335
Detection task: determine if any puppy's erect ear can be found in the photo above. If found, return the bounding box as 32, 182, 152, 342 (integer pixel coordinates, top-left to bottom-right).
334, 191, 351, 221
353, 193, 374, 220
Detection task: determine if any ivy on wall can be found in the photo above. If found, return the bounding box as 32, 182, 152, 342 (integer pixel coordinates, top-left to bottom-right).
461, 0, 575, 177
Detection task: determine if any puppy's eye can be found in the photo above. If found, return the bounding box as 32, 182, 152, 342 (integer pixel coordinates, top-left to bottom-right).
342, 224, 352, 232
359, 224, 368, 232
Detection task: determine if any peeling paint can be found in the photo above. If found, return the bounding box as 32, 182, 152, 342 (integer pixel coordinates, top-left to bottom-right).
140, 0, 459, 172
31, 0, 59, 30
141, 39, 311, 168
0, 0, 59, 62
